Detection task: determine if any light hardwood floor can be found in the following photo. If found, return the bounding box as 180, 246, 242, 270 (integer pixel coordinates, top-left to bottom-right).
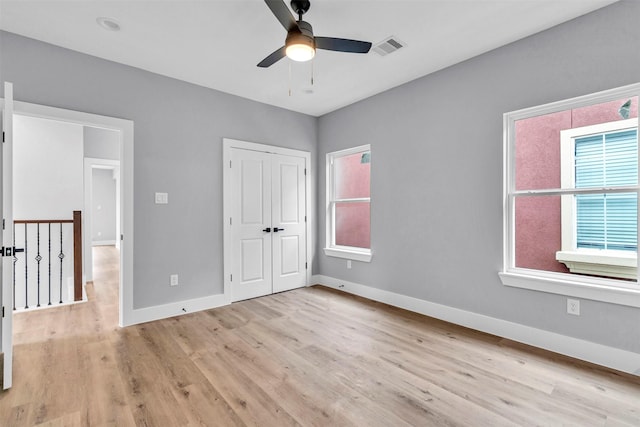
1, 246, 639, 426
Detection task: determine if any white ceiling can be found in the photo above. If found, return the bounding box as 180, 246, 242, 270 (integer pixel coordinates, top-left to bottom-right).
0, 0, 618, 117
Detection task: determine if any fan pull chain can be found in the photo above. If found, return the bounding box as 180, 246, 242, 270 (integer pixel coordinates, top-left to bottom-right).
311, 58, 314, 86
288, 61, 292, 97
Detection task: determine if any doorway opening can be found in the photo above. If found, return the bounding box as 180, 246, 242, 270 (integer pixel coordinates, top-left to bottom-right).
8, 100, 133, 327
12, 115, 122, 313
84, 157, 121, 283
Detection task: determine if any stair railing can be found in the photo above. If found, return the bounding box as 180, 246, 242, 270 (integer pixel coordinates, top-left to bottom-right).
12, 211, 83, 309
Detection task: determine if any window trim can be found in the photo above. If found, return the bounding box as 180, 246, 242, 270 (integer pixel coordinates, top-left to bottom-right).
557, 118, 638, 279
324, 144, 373, 262
501, 83, 640, 308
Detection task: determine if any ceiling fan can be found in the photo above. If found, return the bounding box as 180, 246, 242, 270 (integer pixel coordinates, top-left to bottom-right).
257, 0, 372, 68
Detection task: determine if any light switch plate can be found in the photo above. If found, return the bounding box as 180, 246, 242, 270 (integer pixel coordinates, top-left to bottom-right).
155, 192, 168, 204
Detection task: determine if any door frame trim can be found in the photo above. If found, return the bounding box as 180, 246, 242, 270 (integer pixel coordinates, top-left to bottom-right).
222, 138, 312, 304
1, 99, 134, 327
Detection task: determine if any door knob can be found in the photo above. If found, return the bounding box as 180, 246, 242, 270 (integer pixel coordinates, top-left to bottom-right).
273, 228, 285, 232
1, 246, 24, 257
262, 227, 271, 232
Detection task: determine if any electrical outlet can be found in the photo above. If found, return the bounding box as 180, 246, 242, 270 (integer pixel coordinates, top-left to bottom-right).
155, 192, 169, 204
170, 274, 179, 286
347, 260, 352, 269
567, 298, 580, 316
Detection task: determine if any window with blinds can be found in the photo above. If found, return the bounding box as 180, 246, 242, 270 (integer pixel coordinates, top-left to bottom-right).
575, 129, 638, 251
501, 85, 640, 305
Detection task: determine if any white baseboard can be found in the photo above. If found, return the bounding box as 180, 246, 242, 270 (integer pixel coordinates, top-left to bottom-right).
92, 240, 116, 246
311, 274, 640, 377
128, 293, 227, 326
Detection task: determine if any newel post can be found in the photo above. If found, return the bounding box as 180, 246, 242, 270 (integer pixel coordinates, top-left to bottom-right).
73, 210, 83, 301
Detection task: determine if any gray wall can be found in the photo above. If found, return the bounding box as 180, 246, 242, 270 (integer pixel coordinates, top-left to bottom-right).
92, 168, 117, 242
317, 0, 640, 354
84, 126, 120, 160
0, 30, 317, 309
1, 1, 638, 355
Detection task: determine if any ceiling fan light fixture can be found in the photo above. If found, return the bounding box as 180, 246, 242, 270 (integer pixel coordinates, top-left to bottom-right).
285, 32, 315, 62
257, 0, 371, 68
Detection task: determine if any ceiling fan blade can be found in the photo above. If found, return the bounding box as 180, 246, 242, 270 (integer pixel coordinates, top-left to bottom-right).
264, 0, 299, 32
315, 37, 372, 54
257, 46, 287, 68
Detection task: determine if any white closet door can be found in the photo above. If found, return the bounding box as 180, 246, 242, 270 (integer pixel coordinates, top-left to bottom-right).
271, 154, 307, 293
230, 148, 273, 302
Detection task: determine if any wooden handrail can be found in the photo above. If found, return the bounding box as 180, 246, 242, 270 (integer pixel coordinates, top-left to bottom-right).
14, 219, 74, 224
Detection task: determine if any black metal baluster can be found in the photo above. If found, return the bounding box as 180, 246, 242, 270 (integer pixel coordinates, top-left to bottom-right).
48, 223, 52, 306
36, 223, 42, 307
59, 223, 64, 304
24, 223, 28, 309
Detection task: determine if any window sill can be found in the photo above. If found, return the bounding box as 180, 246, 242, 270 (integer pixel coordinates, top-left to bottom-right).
499, 270, 640, 308
324, 247, 372, 262
556, 249, 636, 280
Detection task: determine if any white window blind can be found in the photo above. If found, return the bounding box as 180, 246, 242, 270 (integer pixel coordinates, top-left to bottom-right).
575, 129, 638, 251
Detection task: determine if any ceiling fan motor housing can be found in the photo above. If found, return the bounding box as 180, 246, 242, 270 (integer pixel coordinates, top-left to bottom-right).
286, 20, 315, 49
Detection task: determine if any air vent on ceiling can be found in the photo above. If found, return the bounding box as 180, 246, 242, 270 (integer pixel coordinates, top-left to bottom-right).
372, 36, 405, 56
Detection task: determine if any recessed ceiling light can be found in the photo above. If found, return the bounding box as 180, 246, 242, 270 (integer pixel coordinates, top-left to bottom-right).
96, 17, 121, 32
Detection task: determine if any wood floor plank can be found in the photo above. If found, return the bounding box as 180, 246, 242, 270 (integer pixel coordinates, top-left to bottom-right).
81, 339, 135, 426
113, 326, 190, 426
193, 351, 301, 427
231, 316, 413, 427
169, 379, 246, 427
287, 309, 519, 426
1, 246, 639, 426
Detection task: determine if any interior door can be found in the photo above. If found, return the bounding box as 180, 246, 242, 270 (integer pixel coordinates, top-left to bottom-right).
230, 148, 273, 302
1, 82, 14, 389
271, 154, 307, 293
229, 147, 307, 302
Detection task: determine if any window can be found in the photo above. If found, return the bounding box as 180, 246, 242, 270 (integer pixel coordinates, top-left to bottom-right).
324, 145, 372, 262
500, 84, 640, 307
557, 122, 638, 279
